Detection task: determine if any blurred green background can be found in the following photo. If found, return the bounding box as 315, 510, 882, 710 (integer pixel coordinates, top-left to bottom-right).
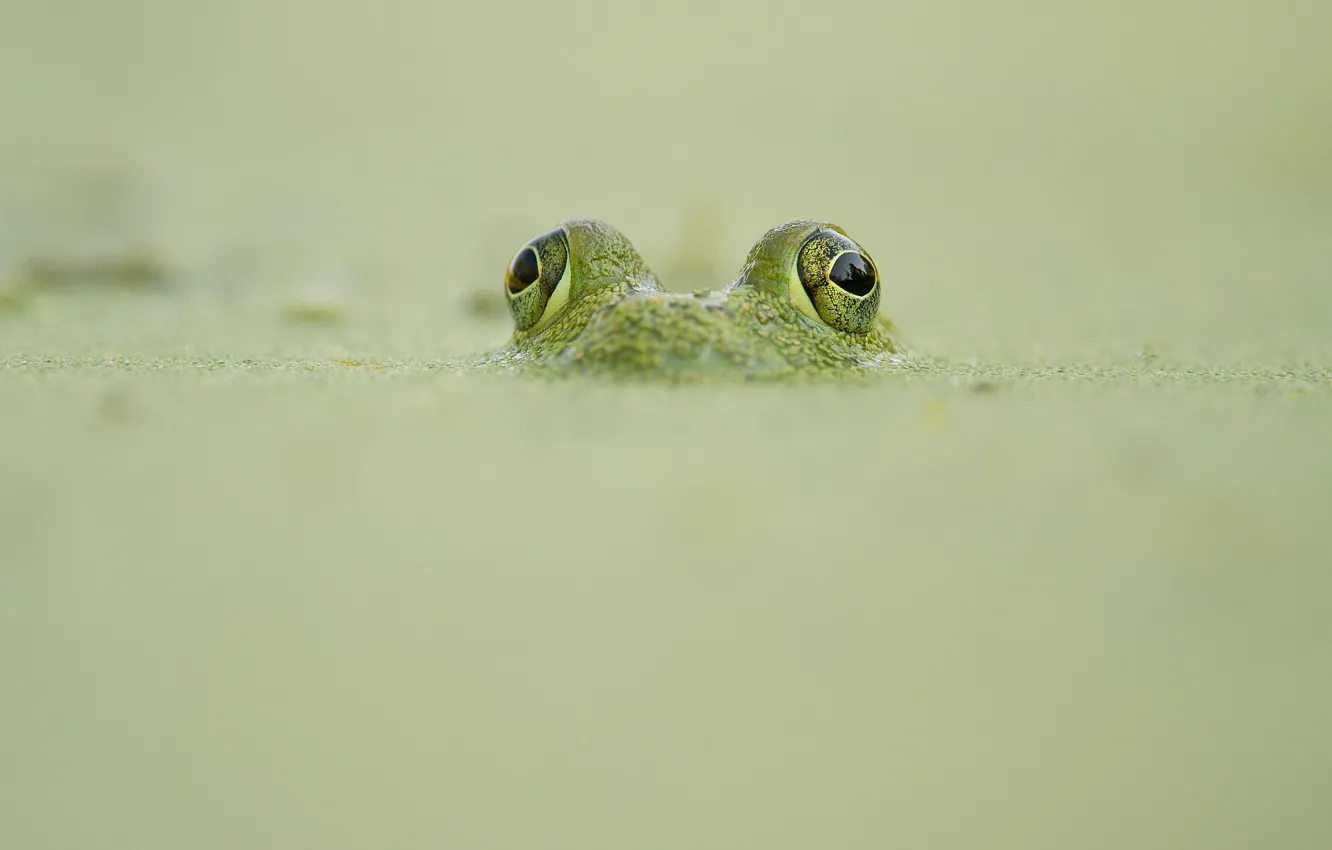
2, 1, 1330, 848
3, 0, 1331, 359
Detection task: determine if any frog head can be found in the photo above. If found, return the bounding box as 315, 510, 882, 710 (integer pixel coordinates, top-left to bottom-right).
484, 218, 900, 380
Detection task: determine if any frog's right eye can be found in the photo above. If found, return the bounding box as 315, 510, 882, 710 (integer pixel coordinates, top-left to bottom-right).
792, 228, 881, 334
504, 226, 571, 332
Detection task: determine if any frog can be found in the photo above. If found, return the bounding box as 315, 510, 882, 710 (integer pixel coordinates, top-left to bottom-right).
472, 219, 903, 381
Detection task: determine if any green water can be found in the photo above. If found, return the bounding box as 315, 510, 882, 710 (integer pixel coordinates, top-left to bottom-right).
3, 0, 1331, 847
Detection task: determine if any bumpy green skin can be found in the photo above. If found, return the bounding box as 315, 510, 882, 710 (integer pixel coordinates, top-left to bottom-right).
476, 219, 901, 382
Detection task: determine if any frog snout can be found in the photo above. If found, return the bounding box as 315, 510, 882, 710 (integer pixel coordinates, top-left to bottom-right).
567, 294, 744, 374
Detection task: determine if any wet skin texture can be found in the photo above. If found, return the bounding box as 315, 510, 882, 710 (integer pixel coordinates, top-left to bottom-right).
479, 219, 903, 381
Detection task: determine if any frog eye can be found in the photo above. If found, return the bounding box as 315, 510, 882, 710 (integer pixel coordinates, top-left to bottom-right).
792, 228, 881, 334
504, 226, 572, 332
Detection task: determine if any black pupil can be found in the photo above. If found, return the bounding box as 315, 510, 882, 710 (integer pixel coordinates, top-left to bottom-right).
508, 247, 540, 293
829, 252, 876, 297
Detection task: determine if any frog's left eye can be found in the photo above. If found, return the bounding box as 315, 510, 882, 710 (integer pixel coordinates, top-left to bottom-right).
792, 228, 881, 334
505, 227, 571, 332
